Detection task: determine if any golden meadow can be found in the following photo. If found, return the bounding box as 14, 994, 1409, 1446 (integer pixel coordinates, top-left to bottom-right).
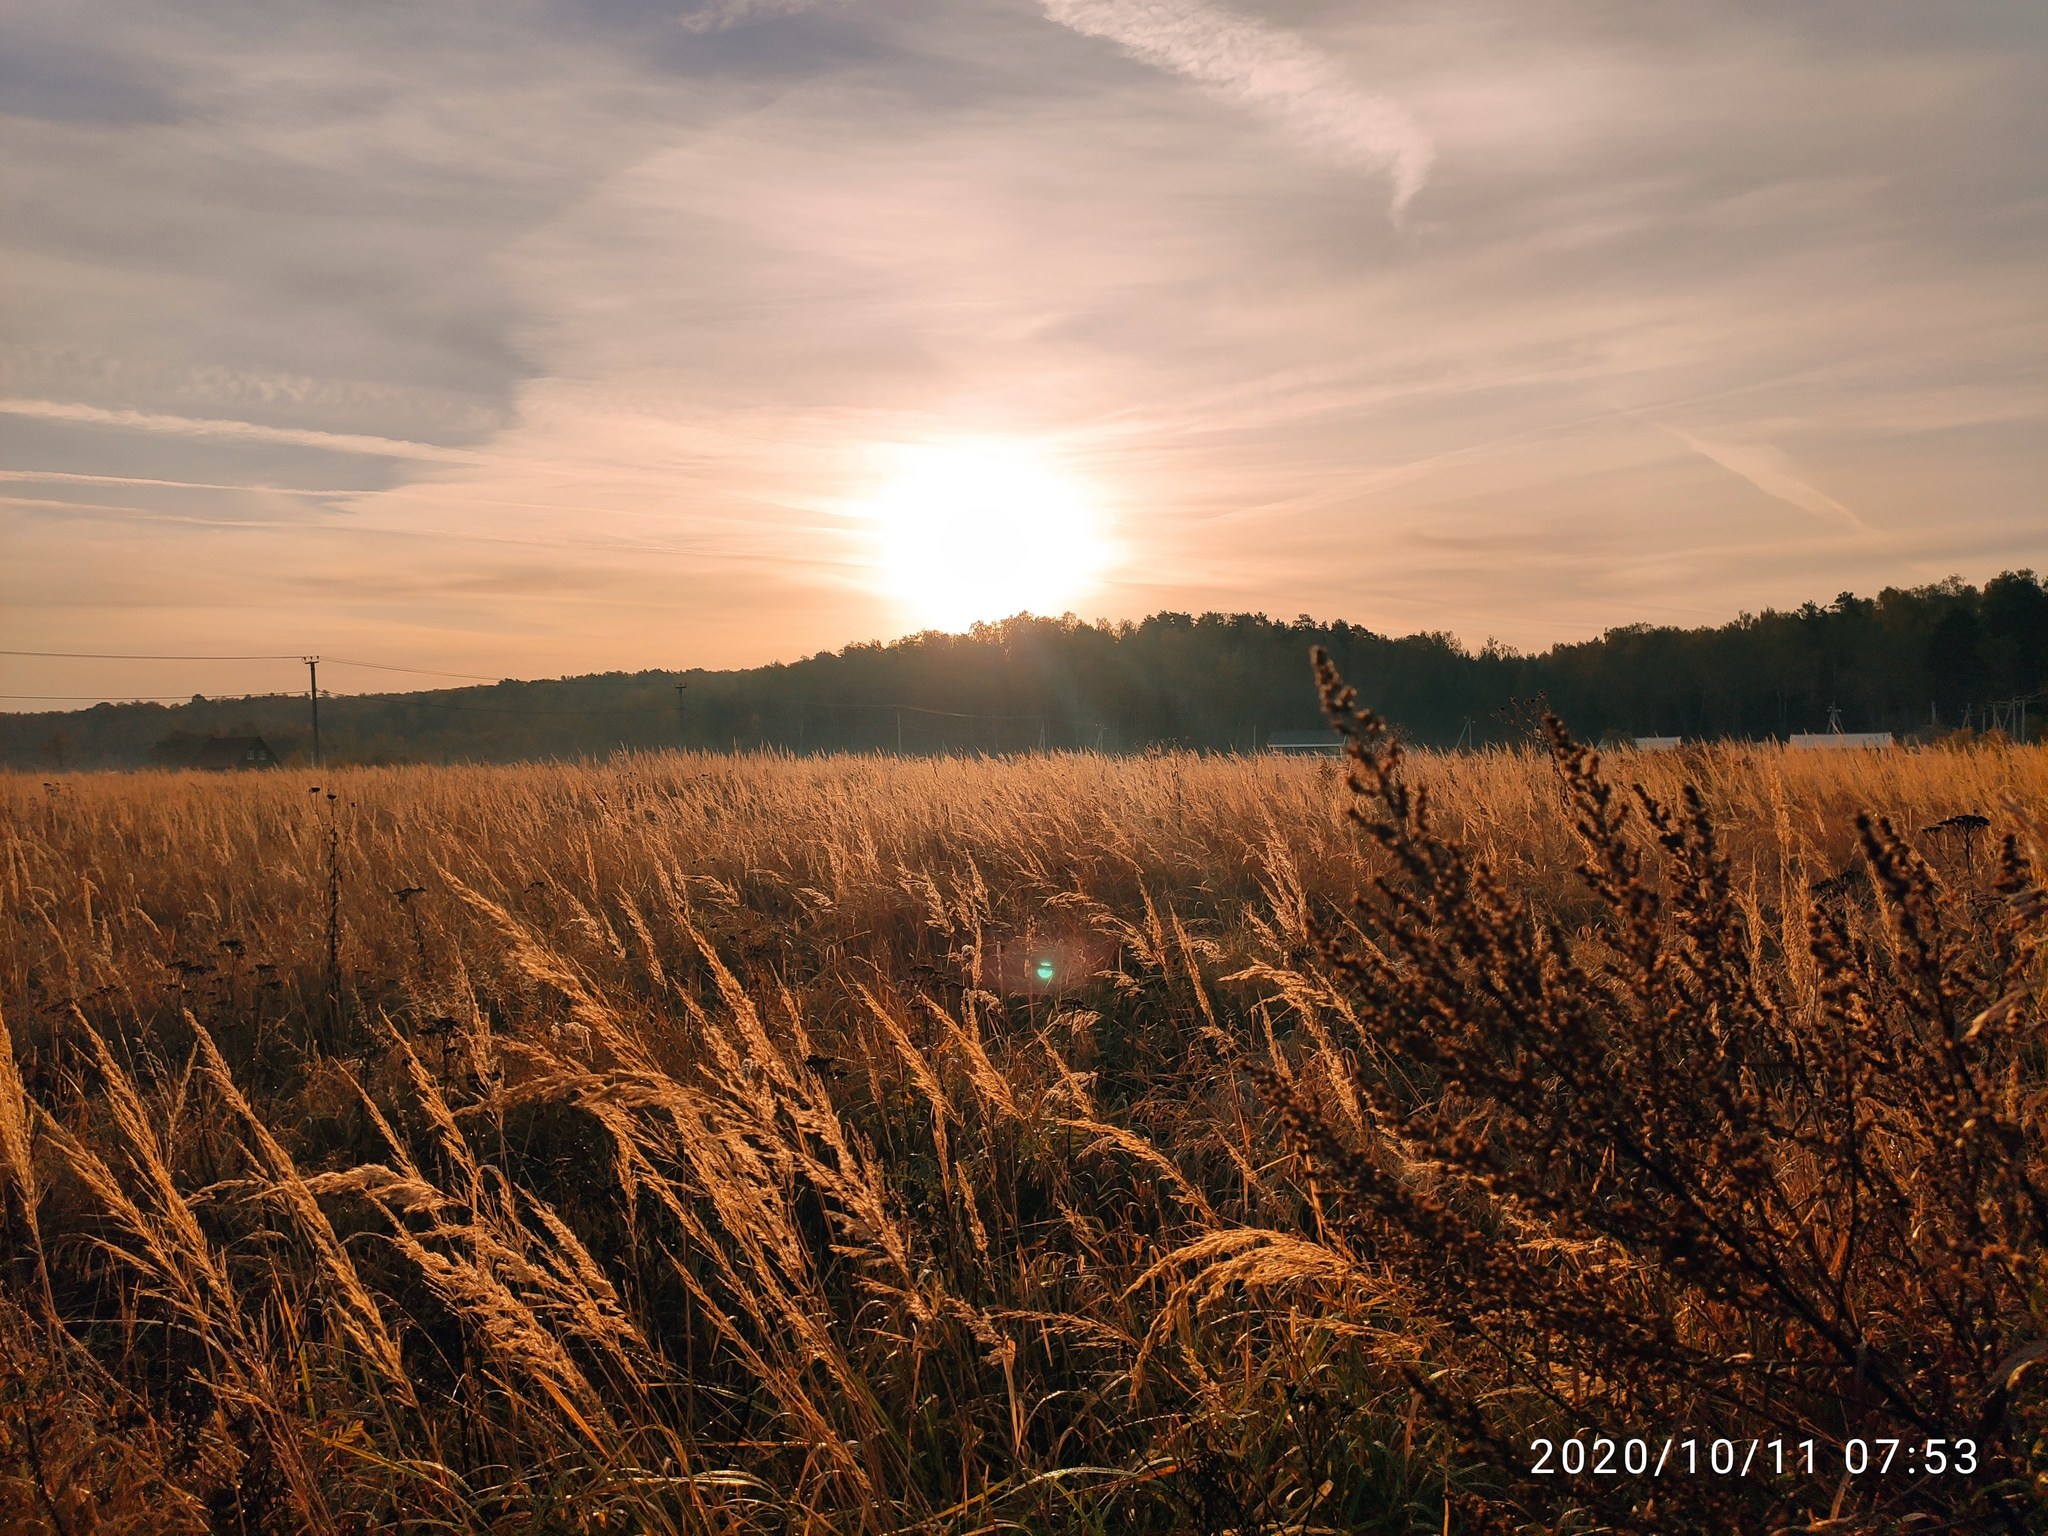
3, 718, 2045, 1533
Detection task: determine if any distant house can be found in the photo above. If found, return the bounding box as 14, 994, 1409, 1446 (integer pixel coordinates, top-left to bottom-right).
1632, 736, 1683, 751
194, 736, 280, 770
1265, 731, 1344, 756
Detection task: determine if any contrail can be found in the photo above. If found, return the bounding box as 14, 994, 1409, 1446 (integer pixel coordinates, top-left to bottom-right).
0, 398, 484, 463
1657, 423, 1868, 533
1042, 0, 1433, 216
0, 468, 357, 495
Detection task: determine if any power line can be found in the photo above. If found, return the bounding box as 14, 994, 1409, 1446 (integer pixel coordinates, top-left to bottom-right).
306, 657, 322, 770
1, 692, 648, 718
0, 647, 502, 682
4, 690, 1078, 732
797, 698, 1049, 723
323, 657, 504, 682
1, 648, 1065, 732
0, 648, 300, 661
1, 693, 198, 702
398, 698, 658, 718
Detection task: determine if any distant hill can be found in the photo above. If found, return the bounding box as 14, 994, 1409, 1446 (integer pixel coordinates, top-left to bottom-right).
5, 572, 2042, 770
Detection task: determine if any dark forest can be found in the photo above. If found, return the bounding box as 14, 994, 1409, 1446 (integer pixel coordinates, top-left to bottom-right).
8, 571, 2043, 769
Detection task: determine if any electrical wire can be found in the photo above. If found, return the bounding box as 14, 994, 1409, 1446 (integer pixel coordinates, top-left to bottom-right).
1, 694, 199, 702
0, 649, 301, 661
1, 646, 1053, 727
322, 657, 504, 682
395, 698, 658, 717
0, 648, 502, 682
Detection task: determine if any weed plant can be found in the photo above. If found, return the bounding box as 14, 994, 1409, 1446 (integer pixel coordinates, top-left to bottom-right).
1, 715, 2043, 1532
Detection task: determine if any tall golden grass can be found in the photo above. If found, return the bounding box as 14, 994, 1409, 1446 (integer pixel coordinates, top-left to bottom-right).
1, 731, 2043, 1532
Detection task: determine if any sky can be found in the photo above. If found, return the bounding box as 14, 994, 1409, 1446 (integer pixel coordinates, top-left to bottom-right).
3, 0, 2044, 706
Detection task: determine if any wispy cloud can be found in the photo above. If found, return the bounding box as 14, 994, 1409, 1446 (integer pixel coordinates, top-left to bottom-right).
1041, 0, 1433, 214
0, 399, 481, 463
0, 468, 355, 495
5, 0, 2042, 690
1658, 423, 1868, 533
678, 0, 834, 35
0, 493, 861, 569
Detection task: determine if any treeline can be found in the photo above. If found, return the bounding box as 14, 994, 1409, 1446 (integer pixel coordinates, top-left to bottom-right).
5, 571, 2043, 769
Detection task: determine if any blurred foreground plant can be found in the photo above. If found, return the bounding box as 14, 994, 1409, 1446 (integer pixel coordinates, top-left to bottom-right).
1252, 649, 2048, 1532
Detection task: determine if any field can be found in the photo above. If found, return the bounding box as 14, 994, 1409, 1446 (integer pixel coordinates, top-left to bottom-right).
3, 707, 2045, 1534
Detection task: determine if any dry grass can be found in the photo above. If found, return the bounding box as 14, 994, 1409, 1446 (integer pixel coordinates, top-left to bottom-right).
1, 733, 2044, 1533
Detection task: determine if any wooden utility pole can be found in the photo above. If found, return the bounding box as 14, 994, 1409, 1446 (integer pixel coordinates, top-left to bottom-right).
674, 681, 687, 746
305, 656, 322, 768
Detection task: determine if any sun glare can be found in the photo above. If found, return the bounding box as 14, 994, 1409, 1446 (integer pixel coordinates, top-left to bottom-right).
865, 442, 1109, 632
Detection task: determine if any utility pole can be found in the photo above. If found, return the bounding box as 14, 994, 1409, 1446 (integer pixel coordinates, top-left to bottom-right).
305, 656, 322, 768
674, 681, 687, 747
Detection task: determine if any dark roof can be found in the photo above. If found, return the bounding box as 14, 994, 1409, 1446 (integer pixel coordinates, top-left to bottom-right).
194, 736, 279, 770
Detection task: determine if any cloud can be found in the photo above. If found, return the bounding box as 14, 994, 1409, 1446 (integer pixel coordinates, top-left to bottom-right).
0, 399, 482, 463
1040, 0, 1433, 214
5, 0, 2044, 694
0, 468, 354, 496
678, 0, 834, 34
1656, 423, 1868, 533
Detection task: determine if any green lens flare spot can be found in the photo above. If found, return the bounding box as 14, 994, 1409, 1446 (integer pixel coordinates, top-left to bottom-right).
1034, 958, 1056, 983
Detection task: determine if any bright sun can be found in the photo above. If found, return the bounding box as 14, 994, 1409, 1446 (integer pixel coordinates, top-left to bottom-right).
865, 442, 1109, 632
